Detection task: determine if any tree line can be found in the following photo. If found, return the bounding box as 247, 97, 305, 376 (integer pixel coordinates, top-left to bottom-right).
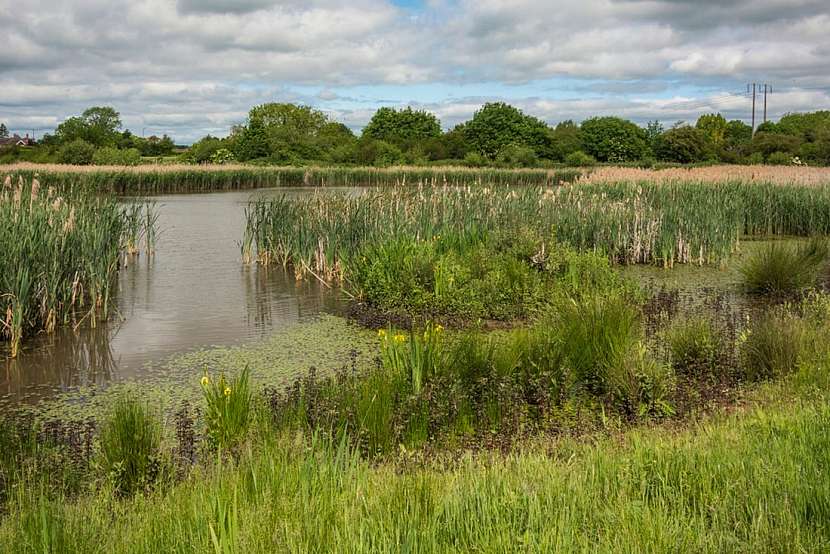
3, 103, 830, 167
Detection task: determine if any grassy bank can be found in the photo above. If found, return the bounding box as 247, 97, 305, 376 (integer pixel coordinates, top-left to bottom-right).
4, 163, 583, 194
0, 175, 154, 357
2, 377, 828, 551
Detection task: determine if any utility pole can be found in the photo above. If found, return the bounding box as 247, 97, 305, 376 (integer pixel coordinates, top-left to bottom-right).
763, 84, 772, 123
747, 83, 757, 135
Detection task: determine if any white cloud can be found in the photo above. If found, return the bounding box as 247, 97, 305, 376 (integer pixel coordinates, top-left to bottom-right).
1, 0, 829, 140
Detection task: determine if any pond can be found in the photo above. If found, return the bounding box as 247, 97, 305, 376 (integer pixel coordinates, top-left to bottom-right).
1, 188, 356, 404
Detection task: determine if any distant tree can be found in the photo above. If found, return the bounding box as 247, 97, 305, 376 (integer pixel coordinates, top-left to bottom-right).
92, 146, 141, 166
0, 123, 8, 138
752, 131, 802, 160
496, 144, 538, 168
355, 138, 404, 167
778, 111, 830, 141
464, 102, 554, 160
696, 114, 728, 149
644, 120, 664, 150
188, 136, 226, 164
140, 134, 176, 157
235, 118, 270, 161
247, 103, 331, 161
580, 116, 650, 162
654, 125, 712, 163
59, 139, 96, 165
551, 120, 583, 161
54, 106, 122, 147
362, 107, 441, 148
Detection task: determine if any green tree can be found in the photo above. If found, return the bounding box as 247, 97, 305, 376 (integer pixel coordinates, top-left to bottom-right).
551, 120, 583, 161
580, 116, 650, 162
464, 102, 555, 160
247, 103, 331, 162
696, 113, 728, 149
645, 120, 664, 150
752, 132, 802, 160
54, 106, 122, 147
362, 107, 441, 149
654, 125, 712, 163
0, 123, 8, 138
235, 118, 270, 161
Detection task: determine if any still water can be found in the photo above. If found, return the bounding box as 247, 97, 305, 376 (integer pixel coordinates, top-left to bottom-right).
2, 188, 352, 403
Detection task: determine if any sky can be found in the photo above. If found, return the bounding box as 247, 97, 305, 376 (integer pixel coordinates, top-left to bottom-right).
2, 0, 830, 143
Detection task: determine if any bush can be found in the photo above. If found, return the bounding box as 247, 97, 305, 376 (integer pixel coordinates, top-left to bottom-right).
59, 139, 96, 165
564, 150, 596, 167
98, 397, 163, 497
92, 147, 141, 166
201, 366, 253, 450
766, 151, 792, 165
740, 240, 829, 295
463, 151, 487, 167
665, 315, 725, 377
496, 144, 538, 167
740, 311, 805, 381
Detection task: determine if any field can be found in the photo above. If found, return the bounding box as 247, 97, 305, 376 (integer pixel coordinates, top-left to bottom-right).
3, 165, 830, 551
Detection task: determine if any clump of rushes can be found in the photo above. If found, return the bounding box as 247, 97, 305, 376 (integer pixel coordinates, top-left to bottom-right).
0, 175, 155, 356
740, 239, 829, 296
739, 310, 806, 381
98, 396, 163, 497
665, 314, 727, 378
201, 366, 253, 451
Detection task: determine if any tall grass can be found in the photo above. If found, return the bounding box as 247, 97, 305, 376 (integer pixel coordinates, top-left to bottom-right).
5, 163, 583, 194
0, 175, 154, 356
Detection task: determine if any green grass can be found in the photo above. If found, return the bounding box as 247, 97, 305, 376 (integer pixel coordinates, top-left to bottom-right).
740, 238, 830, 295
2, 391, 829, 552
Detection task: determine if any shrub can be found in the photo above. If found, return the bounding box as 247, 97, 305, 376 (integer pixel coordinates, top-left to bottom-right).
766, 151, 792, 165
379, 323, 445, 394
92, 147, 141, 166
665, 315, 725, 377
496, 144, 538, 167
201, 366, 253, 450
740, 311, 805, 381
740, 239, 829, 295
59, 139, 96, 165
564, 150, 596, 167
98, 397, 163, 496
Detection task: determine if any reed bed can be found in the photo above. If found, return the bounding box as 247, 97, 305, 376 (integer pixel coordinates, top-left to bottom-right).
245, 179, 830, 284
3, 163, 582, 194
581, 164, 830, 186
0, 175, 154, 357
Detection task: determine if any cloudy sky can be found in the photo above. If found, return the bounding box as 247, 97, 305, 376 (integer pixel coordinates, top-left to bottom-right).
2, 0, 829, 143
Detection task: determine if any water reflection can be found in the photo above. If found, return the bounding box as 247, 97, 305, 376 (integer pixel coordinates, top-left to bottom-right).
2, 188, 350, 403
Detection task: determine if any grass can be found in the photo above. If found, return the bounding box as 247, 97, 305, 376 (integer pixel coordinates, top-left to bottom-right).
1, 390, 829, 551
98, 397, 164, 497
0, 175, 156, 356
740, 238, 830, 295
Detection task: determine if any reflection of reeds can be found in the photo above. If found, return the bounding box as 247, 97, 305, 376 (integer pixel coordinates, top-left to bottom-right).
4, 162, 582, 194
245, 178, 830, 283
0, 176, 155, 357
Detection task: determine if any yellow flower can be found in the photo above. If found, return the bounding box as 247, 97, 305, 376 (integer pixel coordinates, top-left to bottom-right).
201, 375, 210, 387
435, 324, 444, 333
224, 387, 232, 397
378, 329, 387, 338
393, 333, 407, 343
